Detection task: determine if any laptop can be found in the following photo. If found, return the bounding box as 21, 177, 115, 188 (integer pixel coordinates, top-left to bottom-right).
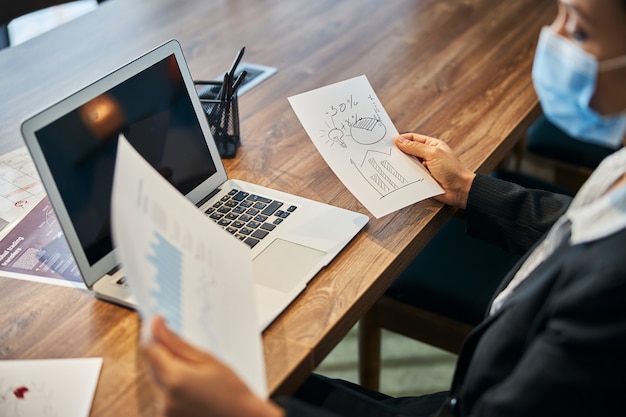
21, 39, 369, 330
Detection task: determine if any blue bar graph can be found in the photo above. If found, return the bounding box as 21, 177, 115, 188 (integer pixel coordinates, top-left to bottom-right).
146, 231, 183, 332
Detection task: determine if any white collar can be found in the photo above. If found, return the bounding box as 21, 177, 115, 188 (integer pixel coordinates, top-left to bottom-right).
567, 147, 626, 245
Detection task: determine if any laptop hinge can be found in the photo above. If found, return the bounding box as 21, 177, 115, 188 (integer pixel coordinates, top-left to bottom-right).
197, 188, 221, 207
107, 265, 121, 276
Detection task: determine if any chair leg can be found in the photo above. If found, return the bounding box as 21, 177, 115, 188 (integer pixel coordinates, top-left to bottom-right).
512, 137, 525, 171
358, 308, 382, 390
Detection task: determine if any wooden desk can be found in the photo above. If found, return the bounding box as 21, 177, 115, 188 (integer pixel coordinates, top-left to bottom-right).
0, 0, 556, 415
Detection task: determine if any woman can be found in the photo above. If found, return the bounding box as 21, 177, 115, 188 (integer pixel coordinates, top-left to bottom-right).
143, 0, 626, 416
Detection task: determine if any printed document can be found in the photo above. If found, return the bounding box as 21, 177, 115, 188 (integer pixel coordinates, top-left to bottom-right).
111, 136, 267, 397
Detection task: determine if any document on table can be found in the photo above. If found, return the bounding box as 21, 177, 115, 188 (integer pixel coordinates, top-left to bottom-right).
288, 75, 443, 218
0, 357, 102, 417
0, 195, 84, 287
111, 136, 267, 397
0, 147, 46, 238
0, 147, 83, 287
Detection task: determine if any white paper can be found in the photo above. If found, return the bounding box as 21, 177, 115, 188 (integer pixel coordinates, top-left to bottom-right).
0, 147, 46, 238
0, 357, 102, 417
288, 75, 443, 218
111, 135, 267, 397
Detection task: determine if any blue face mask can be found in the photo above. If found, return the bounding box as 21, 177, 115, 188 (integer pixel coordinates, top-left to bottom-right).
532, 27, 626, 148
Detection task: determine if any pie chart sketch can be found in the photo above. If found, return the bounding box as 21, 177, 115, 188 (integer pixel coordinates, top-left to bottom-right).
350, 117, 386, 145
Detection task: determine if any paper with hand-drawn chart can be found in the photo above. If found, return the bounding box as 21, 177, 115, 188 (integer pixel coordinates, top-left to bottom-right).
288, 75, 443, 218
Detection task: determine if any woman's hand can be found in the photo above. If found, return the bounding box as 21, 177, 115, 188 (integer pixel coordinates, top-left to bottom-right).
395, 133, 475, 209
143, 316, 284, 417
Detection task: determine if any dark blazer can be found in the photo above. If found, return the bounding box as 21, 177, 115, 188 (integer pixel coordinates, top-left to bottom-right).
437, 174, 626, 416
278, 174, 626, 417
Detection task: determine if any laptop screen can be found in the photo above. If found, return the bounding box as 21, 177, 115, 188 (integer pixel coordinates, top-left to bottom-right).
33, 54, 218, 266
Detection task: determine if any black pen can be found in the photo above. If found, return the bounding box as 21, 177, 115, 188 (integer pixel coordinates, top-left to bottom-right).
227, 46, 246, 80
225, 47, 245, 99
230, 70, 247, 98
220, 72, 229, 102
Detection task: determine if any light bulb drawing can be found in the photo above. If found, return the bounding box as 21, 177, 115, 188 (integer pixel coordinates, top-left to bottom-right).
324, 127, 347, 148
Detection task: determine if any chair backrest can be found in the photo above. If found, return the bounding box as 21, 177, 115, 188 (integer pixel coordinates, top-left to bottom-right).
1, 0, 104, 50
0, 1, 83, 26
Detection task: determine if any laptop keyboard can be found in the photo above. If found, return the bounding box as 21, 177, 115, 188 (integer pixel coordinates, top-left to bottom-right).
205, 189, 297, 248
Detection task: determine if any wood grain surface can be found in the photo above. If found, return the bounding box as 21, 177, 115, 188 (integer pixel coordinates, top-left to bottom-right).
0, 0, 556, 414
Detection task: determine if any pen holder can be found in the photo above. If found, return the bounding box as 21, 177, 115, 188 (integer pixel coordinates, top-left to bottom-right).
195, 80, 240, 159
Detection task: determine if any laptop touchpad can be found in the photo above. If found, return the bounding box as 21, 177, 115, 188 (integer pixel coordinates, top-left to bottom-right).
253, 239, 326, 293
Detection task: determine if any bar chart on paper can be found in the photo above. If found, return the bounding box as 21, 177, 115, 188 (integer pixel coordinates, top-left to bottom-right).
147, 231, 183, 333
112, 136, 268, 396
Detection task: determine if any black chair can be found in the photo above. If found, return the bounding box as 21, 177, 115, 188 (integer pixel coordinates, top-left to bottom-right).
524, 114, 617, 190
358, 170, 575, 390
